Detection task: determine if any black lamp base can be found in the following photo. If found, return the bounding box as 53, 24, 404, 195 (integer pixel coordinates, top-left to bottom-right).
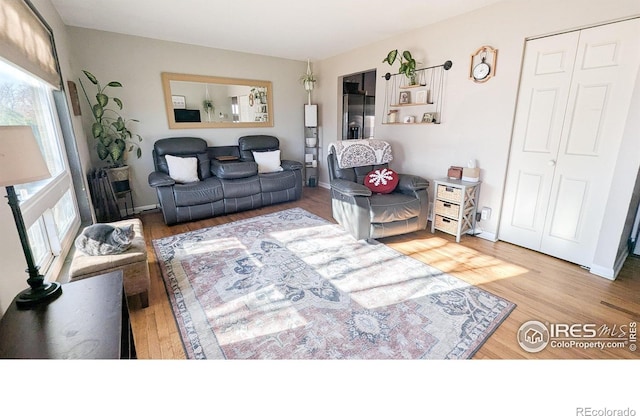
16, 281, 63, 309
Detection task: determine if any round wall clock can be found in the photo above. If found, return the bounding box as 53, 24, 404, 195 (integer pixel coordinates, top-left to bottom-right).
473, 57, 491, 81
470, 45, 498, 83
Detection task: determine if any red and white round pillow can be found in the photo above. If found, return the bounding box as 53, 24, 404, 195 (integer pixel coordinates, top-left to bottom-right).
365, 168, 398, 194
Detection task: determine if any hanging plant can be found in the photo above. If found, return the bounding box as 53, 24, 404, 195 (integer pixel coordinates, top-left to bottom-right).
383, 49, 418, 84
300, 59, 317, 91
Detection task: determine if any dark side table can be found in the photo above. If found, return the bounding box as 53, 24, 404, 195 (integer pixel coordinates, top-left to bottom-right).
0, 270, 136, 359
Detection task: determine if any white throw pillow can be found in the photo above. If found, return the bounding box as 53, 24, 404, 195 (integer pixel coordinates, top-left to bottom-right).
252, 150, 283, 173
165, 154, 199, 183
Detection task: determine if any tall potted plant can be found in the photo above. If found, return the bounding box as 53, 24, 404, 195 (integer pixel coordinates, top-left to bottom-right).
79, 70, 142, 191
383, 49, 418, 85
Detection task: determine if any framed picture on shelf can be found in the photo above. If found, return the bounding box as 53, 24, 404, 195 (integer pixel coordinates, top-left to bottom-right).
422, 112, 435, 123
172, 95, 186, 109
415, 90, 427, 104
399, 91, 410, 104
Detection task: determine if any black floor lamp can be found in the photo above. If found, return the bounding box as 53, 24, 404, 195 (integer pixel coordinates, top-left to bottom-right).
0, 125, 63, 308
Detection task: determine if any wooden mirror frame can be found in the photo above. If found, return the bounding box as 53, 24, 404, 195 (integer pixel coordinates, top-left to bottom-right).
161, 72, 274, 129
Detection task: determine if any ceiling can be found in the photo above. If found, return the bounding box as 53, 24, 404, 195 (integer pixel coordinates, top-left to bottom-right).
50, 0, 505, 61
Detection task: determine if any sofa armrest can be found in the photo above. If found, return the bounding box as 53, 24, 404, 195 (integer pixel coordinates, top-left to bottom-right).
330, 178, 372, 197
211, 160, 258, 179
397, 174, 429, 192
281, 159, 303, 171
148, 171, 175, 187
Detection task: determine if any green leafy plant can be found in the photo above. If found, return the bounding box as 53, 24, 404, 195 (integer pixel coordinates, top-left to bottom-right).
383, 49, 418, 84
79, 70, 142, 166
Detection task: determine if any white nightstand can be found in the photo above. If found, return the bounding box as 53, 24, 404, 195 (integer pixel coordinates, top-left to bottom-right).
431, 178, 481, 242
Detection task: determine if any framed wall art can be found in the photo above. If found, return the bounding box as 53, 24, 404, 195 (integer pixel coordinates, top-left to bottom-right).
172, 95, 186, 109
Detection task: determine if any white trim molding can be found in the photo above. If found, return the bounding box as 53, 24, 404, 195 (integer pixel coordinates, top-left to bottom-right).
589, 247, 629, 280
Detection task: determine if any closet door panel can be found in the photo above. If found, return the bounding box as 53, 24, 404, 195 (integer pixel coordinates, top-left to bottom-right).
541, 18, 640, 266
498, 32, 579, 250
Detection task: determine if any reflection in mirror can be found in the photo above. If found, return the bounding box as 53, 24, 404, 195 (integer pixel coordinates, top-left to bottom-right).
161, 72, 273, 129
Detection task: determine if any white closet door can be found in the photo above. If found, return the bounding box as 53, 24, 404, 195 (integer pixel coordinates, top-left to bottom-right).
500, 19, 640, 267
541, 19, 640, 265
499, 32, 579, 251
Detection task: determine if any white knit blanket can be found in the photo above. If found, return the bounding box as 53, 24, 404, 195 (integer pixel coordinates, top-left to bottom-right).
328, 139, 393, 169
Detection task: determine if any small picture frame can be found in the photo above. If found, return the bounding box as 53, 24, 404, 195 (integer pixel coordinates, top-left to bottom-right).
399, 91, 410, 105
415, 90, 427, 104
172, 95, 186, 109
403, 115, 415, 124
421, 112, 435, 123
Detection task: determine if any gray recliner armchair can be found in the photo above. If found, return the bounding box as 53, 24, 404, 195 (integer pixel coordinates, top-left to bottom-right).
327, 140, 429, 240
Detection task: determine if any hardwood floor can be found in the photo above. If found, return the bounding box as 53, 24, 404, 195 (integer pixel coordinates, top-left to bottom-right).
128, 186, 640, 359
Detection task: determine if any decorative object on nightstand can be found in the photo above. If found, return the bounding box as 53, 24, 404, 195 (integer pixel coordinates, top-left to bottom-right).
470, 45, 498, 83
0, 125, 62, 308
448, 166, 463, 180
431, 177, 481, 243
462, 159, 480, 182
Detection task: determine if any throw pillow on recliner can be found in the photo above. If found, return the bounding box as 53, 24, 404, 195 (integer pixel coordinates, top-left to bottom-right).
365, 168, 398, 194
165, 154, 200, 183
252, 150, 284, 173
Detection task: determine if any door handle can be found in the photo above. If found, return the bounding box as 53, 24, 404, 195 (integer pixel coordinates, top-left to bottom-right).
547, 159, 556, 166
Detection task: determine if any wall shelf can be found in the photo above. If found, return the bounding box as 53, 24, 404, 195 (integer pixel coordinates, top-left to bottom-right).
303, 104, 319, 187
383, 60, 452, 125
390, 103, 432, 108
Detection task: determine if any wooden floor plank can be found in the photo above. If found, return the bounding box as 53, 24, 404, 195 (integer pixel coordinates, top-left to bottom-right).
128, 187, 640, 359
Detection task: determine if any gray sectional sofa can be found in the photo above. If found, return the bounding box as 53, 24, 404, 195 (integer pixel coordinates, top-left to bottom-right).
148, 135, 302, 225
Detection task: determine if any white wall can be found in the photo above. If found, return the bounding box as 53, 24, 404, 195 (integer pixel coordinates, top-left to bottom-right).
592, 68, 640, 276
315, 0, 640, 274
67, 27, 309, 209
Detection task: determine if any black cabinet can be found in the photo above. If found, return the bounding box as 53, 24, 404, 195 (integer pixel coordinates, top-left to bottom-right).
0, 270, 135, 359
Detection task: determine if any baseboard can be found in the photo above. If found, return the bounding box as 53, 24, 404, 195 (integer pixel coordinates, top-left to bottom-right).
475, 230, 497, 242
466, 224, 497, 242
132, 204, 159, 215
589, 265, 615, 280
318, 181, 330, 189
589, 247, 629, 281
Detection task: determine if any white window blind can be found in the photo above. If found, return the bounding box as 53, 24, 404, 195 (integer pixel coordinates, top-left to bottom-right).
0, 0, 60, 88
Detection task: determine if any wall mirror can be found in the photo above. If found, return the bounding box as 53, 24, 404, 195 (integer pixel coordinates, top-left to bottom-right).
161, 72, 274, 129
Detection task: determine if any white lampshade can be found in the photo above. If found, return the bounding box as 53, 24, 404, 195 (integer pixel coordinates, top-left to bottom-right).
0, 126, 51, 187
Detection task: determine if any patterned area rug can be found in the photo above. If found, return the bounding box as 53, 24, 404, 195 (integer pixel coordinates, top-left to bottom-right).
153, 208, 515, 359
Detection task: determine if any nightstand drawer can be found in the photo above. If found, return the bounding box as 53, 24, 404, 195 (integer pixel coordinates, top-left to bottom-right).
434, 215, 458, 235
436, 184, 462, 203
434, 199, 460, 218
